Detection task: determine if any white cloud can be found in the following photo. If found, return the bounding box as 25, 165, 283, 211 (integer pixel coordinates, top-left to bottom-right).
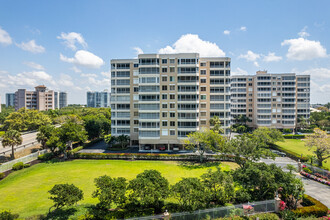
0, 26, 12, 45
298, 26, 310, 38
0, 70, 8, 74
16, 40, 45, 53
101, 71, 111, 78
81, 73, 98, 78
263, 52, 282, 62
231, 67, 248, 75
240, 26, 247, 31
60, 50, 104, 69
23, 61, 45, 70
70, 66, 82, 73
253, 61, 259, 67
58, 74, 74, 87
300, 68, 330, 81
158, 34, 226, 57
134, 47, 143, 55
57, 32, 87, 51
223, 30, 230, 35
281, 38, 327, 60
2, 70, 55, 88
238, 50, 260, 61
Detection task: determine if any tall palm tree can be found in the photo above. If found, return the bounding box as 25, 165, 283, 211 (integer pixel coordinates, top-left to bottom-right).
2, 130, 23, 159
209, 116, 224, 134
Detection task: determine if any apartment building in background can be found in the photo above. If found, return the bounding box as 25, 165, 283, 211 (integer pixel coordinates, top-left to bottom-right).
55, 92, 68, 109
6, 93, 15, 107
14, 85, 55, 111
111, 53, 231, 150
231, 71, 310, 129
87, 90, 111, 108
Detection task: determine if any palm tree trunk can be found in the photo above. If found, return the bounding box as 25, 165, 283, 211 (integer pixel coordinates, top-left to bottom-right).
11, 145, 15, 159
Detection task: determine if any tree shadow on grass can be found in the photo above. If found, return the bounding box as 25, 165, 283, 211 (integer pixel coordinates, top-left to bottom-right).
179, 161, 222, 170
44, 207, 77, 220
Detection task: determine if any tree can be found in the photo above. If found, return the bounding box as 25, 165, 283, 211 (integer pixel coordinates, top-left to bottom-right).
83, 115, 111, 140
0, 210, 19, 220
227, 133, 274, 168
286, 164, 297, 174
252, 127, 284, 147
209, 116, 224, 133
115, 134, 130, 149
48, 183, 84, 212
201, 168, 235, 205
36, 124, 55, 149
57, 121, 87, 159
104, 134, 114, 146
297, 117, 309, 131
128, 170, 169, 209
171, 177, 206, 211
1, 130, 23, 159
183, 129, 227, 162
46, 133, 65, 153
93, 175, 127, 209
305, 128, 330, 167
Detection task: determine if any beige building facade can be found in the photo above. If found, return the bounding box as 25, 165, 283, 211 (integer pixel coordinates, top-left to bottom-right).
231, 71, 310, 130
111, 53, 231, 150
15, 85, 55, 111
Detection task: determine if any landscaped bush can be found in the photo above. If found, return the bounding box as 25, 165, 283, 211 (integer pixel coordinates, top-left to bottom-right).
0, 210, 19, 220
38, 152, 54, 161
0, 173, 4, 179
303, 167, 312, 174
23, 163, 31, 168
293, 195, 329, 217
12, 162, 24, 171
283, 134, 306, 139
248, 213, 279, 220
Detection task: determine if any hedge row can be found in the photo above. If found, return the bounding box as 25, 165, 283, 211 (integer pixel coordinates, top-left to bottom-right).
270, 144, 308, 162
73, 152, 237, 162
282, 134, 306, 139
293, 195, 329, 217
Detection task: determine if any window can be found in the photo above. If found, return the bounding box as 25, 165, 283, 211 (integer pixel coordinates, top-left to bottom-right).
162, 94, 167, 100
200, 70, 206, 75
170, 121, 175, 126
201, 103, 206, 108
134, 87, 139, 92
170, 103, 175, 108
201, 120, 206, 125
162, 76, 167, 81
248, 83, 252, 86
134, 120, 138, 125
201, 87, 206, 91
162, 112, 167, 117
170, 130, 175, 136
249, 109, 252, 112
162, 129, 168, 136
162, 121, 168, 126
200, 78, 206, 83
134, 112, 139, 116
201, 95, 206, 100
170, 76, 174, 82
170, 94, 175, 99
170, 67, 175, 72
170, 85, 175, 91
134, 103, 139, 108
162, 59, 167, 64
162, 85, 167, 91
162, 67, 167, 73
134, 63, 139, 68
201, 112, 206, 116
200, 62, 206, 66
162, 103, 167, 108
170, 59, 175, 64
170, 112, 175, 117
134, 128, 139, 132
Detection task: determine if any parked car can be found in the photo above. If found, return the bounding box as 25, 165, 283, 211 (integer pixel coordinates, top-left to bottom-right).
173, 147, 180, 151
159, 146, 166, 151
144, 145, 151, 150
271, 150, 286, 157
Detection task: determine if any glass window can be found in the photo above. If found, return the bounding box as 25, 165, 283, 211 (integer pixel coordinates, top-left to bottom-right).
162, 103, 167, 108
170, 121, 175, 126
170, 59, 175, 64
170, 67, 175, 72
162, 121, 168, 126
162, 67, 168, 73
162, 85, 167, 91
170, 112, 175, 117
162, 76, 167, 82
170, 85, 175, 91
162, 112, 167, 117
162, 94, 167, 100
170, 76, 174, 82
162, 59, 167, 64
170, 130, 175, 136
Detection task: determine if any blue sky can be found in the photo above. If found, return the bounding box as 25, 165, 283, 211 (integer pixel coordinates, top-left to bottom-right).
0, 0, 329, 104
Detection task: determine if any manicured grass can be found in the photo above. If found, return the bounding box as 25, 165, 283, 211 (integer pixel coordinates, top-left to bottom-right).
0, 159, 238, 218
276, 139, 330, 170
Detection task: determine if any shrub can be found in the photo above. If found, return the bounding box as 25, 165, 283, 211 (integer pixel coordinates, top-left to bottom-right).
303, 167, 312, 174
24, 163, 31, 168
248, 213, 279, 220
283, 134, 306, 139
12, 162, 24, 171
0, 173, 4, 180
38, 152, 54, 161
0, 210, 19, 220
293, 195, 328, 217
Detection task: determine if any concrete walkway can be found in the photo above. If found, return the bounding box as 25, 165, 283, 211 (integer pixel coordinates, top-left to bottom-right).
260, 157, 330, 208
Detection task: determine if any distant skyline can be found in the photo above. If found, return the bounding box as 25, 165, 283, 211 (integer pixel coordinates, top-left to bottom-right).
0, 0, 330, 104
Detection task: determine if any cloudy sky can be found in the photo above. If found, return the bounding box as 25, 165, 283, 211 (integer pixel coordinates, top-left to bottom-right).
0, 0, 329, 104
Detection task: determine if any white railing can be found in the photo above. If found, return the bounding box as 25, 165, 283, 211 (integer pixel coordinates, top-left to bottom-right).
0, 149, 48, 173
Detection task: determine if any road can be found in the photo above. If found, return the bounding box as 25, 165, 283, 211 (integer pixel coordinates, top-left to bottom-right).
0, 131, 38, 155
259, 157, 330, 208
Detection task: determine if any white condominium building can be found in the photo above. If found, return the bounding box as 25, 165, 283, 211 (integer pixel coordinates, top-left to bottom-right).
111, 53, 231, 150
231, 71, 310, 129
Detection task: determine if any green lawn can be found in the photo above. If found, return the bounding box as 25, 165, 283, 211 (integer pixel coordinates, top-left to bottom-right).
276, 139, 330, 170
0, 159, 238, 218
